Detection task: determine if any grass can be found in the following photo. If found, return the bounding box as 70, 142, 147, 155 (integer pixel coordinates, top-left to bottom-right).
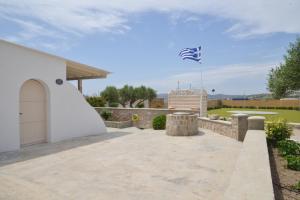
208, 108, 300, 123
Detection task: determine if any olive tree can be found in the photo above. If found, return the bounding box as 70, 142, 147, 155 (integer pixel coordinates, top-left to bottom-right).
268, 38, 300, 98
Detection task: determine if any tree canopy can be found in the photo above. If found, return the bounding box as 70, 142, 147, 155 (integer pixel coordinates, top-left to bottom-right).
100, 86, 119, 107
119, 85, 135, 107
100, 85, 157, 108
133, 86, 157, 107
268, 38, 300, 99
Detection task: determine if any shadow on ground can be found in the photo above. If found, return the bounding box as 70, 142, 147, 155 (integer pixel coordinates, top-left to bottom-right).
0, 131, 132, 167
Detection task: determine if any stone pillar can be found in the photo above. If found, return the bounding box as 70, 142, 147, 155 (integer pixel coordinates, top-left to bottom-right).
248, 116, 265, 130
231, 114, 248, 141
200, 89, 208, 117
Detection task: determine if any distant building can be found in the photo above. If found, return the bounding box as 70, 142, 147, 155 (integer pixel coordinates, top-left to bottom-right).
168, 89, 207, 117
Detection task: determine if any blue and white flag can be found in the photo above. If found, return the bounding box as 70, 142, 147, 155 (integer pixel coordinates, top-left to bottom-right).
179, 46, 201, 62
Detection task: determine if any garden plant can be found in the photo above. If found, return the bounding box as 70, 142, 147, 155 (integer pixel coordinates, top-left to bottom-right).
100, 109, 112, 121
152, 115, 166, 130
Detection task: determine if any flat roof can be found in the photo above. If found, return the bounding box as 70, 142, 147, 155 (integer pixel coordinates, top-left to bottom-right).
0, 39, 110, 80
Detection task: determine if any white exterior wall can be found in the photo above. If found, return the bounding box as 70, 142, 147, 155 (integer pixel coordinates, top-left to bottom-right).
0, 41, 106, 152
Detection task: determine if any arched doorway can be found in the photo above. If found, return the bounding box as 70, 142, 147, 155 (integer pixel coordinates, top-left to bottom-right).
19, 80, 47, 146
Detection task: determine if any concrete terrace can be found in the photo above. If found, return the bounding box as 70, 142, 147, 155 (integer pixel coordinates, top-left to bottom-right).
0, 128, 241, 200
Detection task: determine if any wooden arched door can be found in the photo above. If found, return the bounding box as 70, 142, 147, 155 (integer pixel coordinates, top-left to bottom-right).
20, 80, 47, 146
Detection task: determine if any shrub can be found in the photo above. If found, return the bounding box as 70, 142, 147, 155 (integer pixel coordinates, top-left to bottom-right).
265, 119, 292, 143
293, 180, 300, 191
86, 96, 106, 107
100, 109, 112, 120
278, 140, 300, 157
109, 102, 119, 107
152, 115, 166, 130
258, 106, 267, 109
286, 155, 300, 171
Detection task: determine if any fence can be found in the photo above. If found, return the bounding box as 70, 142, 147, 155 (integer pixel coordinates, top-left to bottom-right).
208, 99, 300, 109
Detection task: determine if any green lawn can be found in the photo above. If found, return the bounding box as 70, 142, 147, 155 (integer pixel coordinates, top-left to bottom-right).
208, 108, 300, 123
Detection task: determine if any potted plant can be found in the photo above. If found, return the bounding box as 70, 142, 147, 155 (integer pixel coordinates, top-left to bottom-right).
132, 114, 140, 128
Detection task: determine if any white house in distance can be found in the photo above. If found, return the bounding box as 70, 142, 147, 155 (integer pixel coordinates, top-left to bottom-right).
0, 39, 109, 153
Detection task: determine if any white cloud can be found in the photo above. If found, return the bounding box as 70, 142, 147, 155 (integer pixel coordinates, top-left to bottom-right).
0, 0, 299, 46
137, 62, 278, 94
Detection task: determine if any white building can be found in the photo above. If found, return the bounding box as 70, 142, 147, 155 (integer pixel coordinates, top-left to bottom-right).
0, 39, 108, 153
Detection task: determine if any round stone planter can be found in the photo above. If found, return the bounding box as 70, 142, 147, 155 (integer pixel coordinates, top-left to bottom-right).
166, 112, 198, 136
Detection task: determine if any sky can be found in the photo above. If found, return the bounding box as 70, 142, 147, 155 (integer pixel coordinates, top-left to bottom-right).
0, 0, 299, 95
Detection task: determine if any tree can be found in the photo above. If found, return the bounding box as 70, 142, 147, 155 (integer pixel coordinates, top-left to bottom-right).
100, 86, 119, 106
119, 85, 135, 107
85, 96, 106, 107
147, 87, 157, 102
101, 85, 157, 108
268, 38, 300, 99
134, 86, 157, 108
268, 67, 289, 99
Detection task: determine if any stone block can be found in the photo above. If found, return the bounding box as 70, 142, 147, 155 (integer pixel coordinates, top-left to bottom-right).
248, 116, 265, 130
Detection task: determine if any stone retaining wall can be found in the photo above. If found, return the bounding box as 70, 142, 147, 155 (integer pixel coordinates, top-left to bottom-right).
198, 114, 248, 141
198, 117, 232, 137
95, 107, 198, 129
224, 131, 274, 199
95, 107, 249, 141
104, 120, 132, 129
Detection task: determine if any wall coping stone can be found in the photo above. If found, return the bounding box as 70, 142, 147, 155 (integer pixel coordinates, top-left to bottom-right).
248, 116, 266, 120
198, 117, 232, 125
248, 116, 265, 130
289, 123, 300, 128
223, 130, 274, 200
232, 113, 248, 117
95, 107, 198, 112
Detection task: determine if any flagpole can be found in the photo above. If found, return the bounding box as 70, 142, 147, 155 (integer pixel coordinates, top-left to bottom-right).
200, 70, 203, 89
178, 45, 203, 114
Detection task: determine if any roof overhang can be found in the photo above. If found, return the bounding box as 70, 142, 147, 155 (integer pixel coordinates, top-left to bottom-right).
66, 60, 110, 80
0, 39, 110, 81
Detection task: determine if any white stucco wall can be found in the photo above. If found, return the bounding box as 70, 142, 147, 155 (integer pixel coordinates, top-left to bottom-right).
0, 40, 106, 153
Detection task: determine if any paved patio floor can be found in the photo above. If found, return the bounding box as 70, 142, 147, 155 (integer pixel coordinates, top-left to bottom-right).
0, 128, 241, 200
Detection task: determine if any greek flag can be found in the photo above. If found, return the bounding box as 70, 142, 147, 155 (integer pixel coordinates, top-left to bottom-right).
179, 46, 201, 62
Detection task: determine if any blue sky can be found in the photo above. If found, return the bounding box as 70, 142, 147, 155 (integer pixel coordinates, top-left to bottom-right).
0, 1, 299, 95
